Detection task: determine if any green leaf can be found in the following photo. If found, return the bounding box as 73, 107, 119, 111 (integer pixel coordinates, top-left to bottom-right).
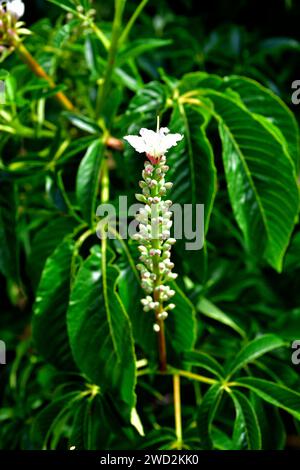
0, 181, 19, 283
47, 0, 77, 14
33, 239, 77, 371
117, 39, 172, 65
251, 394, 286, 450
0, 69, 9, 80
182, 350, 225, 379
226, 334, 284, 377
69, 394, 125, 450
55, 136, 96, 166
31, 392, 80, 449
234, 377, 300, 420
67, 246, 136, 414
76, 139, 104, 226
231, 390, 262, 450
138, 428, 176, 450
28, 217, 77, 289
169, 103, 217, 233
255, 355, 300, 389
166, 282, 197, 364
64, 112, 101, 134
212, 428, 234, 450
205, 90, 299, 271
197, 297, 246, 338
123, 81, 168, 129
168, 103, 217, 280
224, 75, 300, 171
197, 383, 223, 449
118, 265, 157, 361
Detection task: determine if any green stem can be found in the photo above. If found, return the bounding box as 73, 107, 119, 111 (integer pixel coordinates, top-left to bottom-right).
56, 171, 85, 225
100, 158, 110, 204
97, 0, 126, 115
172, 368, 217, 385
100, 157, 110, 296
75, 229, 94, 250
71, 7, 110, 50
173, 374, 183, 449
15, 42, 75, 111
119, 0, 149, 44
71, 228, 93, 284
90, 22, 110, 51
136, 366, 217, 385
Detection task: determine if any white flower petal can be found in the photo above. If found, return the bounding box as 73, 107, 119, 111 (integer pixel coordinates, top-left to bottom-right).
159, 127, 170, 135
124, 125, 183, 158
139, 128, 157, 139
7, 0, 25, 18
139, 128, 160, 156
139, 128, 158, 146
124, 135, 147, 153
159, 133, 183, 154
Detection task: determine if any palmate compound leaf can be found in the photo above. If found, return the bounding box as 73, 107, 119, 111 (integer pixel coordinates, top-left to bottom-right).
181, 72, 300, 172
206, 90, 299, 272
32, 389, 131, 450
179, 72, 299, 271
223, 75, 300, 171
69, 393, 136, 450
67, 246, 136, 416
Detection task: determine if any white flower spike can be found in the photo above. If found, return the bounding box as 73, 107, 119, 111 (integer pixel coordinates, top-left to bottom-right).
125, 118, 183, 347
124, 118, 183, 164
5, 0, 25, 19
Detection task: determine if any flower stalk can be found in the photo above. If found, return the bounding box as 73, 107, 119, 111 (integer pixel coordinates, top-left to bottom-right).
134, 155, 177, 371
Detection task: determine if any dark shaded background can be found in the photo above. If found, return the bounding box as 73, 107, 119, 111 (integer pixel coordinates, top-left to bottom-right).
24, 0, 300, 105
27, 0, 300, 39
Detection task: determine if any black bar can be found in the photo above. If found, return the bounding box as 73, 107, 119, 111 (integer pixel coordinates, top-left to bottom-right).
0, 450, 297, 467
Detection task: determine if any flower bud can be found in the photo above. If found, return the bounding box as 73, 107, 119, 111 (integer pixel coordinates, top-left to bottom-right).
167, 303, 176, 310
158, 311, 168, 320
135, 193, 147, 203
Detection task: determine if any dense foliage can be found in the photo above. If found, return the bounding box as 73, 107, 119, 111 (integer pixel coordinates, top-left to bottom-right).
1, 0, 300, 450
